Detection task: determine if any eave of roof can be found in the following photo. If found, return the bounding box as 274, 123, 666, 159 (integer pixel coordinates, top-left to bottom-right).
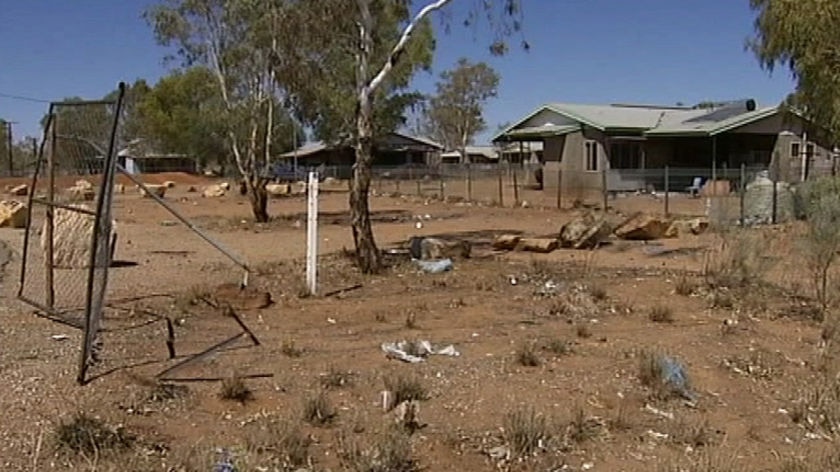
503, 124, 580, 140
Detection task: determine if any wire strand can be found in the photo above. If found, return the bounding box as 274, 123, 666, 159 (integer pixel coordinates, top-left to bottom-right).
0, 91, 51, 104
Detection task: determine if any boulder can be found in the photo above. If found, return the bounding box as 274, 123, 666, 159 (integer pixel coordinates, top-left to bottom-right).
162, 180, 176, 189
492, 234, 521, 251
559, 213, 611, 249
202, 184, 227, 198
266, 183, 290, 198
74, 180, 93, 190
9, 184, 28, 196
42, 205, 117, 269
410, 237, 471, 260
219, 182, 231, 191
290, 181, 307, 195
0, 200, 27, 228
140, 184, 167, 198
516, 238, 558, 253
323, 176, 339, 185
665, 217, 710, 238
66, 185, 95, 201
114, 183, 126, 194
614, 213, 669, 241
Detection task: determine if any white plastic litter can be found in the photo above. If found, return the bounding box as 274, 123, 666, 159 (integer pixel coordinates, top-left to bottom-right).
382, 340, 460, 363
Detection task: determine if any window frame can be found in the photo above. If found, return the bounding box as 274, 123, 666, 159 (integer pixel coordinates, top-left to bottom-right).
584, 140, 599, 172
791, 141, 800, 159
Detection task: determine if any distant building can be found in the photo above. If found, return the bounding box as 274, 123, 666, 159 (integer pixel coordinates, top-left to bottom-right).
278, 132, 443, 168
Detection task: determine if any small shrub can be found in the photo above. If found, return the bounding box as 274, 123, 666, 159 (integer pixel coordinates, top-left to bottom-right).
710, 290, 734, 309
576, 324, 593, 339
219, 374, 254, 403
791, 375, 840, 438
246, 417, 312, 468
321, 366, 354, 389
543, 338, 574, 357
338, 427, 417, 472
281, 339, 304, 358
649, 305, 675, 323
674, 276, 695, 296
637, 350, 686, 401
54, 413, 133, 456
609, 399, 634, 433
303, 391, 336, 426
668, 418, 716, 448
703, 229, 774, 289
384, 374, 427, 408
516, 342, 541, 367
587, 284, 607, 301
504, 407, 551, 457
404, 311, 418, 329
566, 407, 604, 444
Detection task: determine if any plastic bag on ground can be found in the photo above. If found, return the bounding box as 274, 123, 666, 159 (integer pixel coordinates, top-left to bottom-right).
382, 339, 460, 363
413, 258, 453, 273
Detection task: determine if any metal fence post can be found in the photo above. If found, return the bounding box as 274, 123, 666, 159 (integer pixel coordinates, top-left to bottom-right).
740, 163, 746, 226
601, 167, 608, 212
439, 174, 445, 200
466, 163, 472, 201
497, 164, 504, 207
512, 165, 519, 207
772, 153, 779, 224
556, 166, 562, 209
664, 165, 670, 217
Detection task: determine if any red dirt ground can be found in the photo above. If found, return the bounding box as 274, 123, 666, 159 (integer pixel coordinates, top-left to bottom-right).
0, 180, 834, 471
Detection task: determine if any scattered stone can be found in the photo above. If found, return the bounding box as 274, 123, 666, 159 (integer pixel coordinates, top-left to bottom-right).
162, 180, 176, 189
186, 186, 197, 193
202, 185, 227, 198
114, 183, 126, 194
492, 234, 521, 251
0, 200, 27, 228
219, 182, 231, 191
9, 184, 28, 196
559, 213, 611, 249
290, 181, 307, 195
516, 238, 558, 253
614, 213, 669, 241
140, 184, 167, 198
43, 205, 117, 269
74, 180, 94, 190
410, 237, 471, 260
323, 176, 339, 185
664, 217, 709, 238
66, 185, 95, 201
265, 183, 290, 197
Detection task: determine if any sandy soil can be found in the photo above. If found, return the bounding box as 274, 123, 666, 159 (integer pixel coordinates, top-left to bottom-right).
0, 175, 834, 471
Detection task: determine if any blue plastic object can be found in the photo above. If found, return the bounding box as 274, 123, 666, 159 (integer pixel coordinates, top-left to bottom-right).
414, 258, 454, 274
659, 356, 697, 401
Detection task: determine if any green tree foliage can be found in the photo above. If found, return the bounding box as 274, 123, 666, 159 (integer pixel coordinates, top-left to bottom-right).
145, 0, 290, 222
424, 58, 499, 156
749, 0, 840, 138
282, 0, 435, 144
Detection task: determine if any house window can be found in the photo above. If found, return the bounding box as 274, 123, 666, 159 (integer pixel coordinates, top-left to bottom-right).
806, 143, 815, 158
610, 142, 643, 169
791, 142, 800, 158
585, 141, 598, 171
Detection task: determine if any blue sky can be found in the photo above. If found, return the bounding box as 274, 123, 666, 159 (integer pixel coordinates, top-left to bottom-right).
0, 1, 795, 144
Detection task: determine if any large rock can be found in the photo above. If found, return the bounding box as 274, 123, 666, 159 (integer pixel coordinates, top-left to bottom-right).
559, 213, 611, 249
202, 184, 227, 198
163, 180, 176, 189
74, 180, 94, 190
266, 183, 290, 198
66, 185, 95, 201
516, 238, 558, 253
114, 183, 126, 194
42, 205, 117, 269
664, 217, 710, 238
9, 184, 28, 196
0, 200, 27, 228
290, 181, 307, 195
140, 184, 167, 198
614, 213, 669, 241
492, 234, 521, 251
410, 237, 471, 260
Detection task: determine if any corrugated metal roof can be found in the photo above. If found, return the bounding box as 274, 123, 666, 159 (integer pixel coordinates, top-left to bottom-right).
505, 124, 580, 139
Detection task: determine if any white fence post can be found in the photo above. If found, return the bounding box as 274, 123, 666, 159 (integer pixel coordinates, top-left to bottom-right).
306, 172, 319, 295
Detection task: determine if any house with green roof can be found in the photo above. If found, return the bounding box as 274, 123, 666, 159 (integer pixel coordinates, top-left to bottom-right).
493, 100, 835, 194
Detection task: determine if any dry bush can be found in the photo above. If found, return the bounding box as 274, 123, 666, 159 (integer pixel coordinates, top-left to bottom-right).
565, 407, 606, 444
219, 374, 254, 403
303, 391, 336, 426
800, 178, 840, 310
543, 338, 574, 357
516, 342, 541, 367
789, 375, 840, 438
245, 416, 312, 469
503, 407, 552, 458
703, 229, 774, 289
668, 418, 717, 448
404, 311, 418, 329
777, 450, 840, 472
608, 399, 634, 433
656, 449, 739, 472
675, 276, 696, 296
383, 374, 427, 408
710, 289, 735, 309
321, 365, 355, 390
53, 413, 134, 456
587, 283, 608, 301
173, 285, 212, 312
548, 290, 599, 321
637, 350, 689, 401
281, 339, 304, 358
338, 427, 417, 472
576, 324, 593, 339
649, 305, 675, 323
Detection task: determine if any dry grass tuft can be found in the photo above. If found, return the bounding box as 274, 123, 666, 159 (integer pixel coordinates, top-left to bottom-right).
674, 276, 696, 296
303, 391, 336, 426
503, 407, 552, 457
515, 342, 541, 367
383, 374, 428, 408
668, 418, 717, 448
649, 305, 675, 323
404, 311, 418, 329
53, 413, 134, 456
543, 338, 574, 357
338, 427, 417, 472
281, 339, 305, 358
576, 324, 593, 339
587, 283, 608, 301
219, 374, 254, 403
245, 416, 312, 469
565, 407, 606, 444
320, 366, 355, 390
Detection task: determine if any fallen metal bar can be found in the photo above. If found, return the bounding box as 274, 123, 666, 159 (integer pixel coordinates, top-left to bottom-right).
323, 284, 364, 298
157, 373, 274, 383
155, 332, 247, 380
19, 296, 84, 329
228, 308, 260, 346
115, 165, 250, 273
29, 198, 98, 216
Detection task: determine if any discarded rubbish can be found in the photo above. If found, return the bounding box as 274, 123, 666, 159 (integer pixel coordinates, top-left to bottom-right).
382, 339, 460, 363
659, 356, 698, 402
413, 258, 453, 274
644, 404, 674, 420
487, 445, 511, 461
51, 334, 69, 341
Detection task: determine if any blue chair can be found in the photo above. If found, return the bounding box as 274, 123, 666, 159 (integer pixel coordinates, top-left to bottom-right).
685, 177, 703, 197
